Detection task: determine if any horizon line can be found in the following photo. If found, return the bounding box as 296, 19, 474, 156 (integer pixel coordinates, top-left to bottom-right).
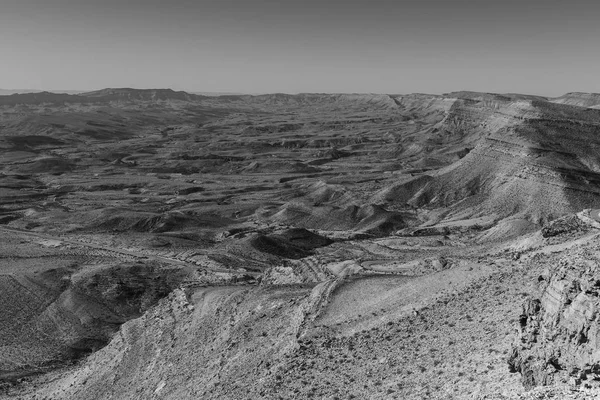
1, 87, 598, 98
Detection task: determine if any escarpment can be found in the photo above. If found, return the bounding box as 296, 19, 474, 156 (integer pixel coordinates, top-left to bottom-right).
509, 240, 600, 390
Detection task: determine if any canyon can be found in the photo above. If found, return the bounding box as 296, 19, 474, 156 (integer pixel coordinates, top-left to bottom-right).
2, 89, 600, 398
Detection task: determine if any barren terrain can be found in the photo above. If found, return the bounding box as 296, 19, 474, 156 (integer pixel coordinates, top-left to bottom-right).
2, 89, 600, 398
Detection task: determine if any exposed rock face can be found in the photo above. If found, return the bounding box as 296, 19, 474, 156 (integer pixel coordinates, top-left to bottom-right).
541, 214, 587, 238
509, 248, 600, 389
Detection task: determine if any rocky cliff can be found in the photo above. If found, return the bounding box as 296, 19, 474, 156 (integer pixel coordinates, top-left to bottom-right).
509, 230, 600, 390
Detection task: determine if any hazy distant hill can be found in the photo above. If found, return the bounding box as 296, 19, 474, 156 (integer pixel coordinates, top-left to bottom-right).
0, 88, 205, 105
192, 91, 251, 96
550, 92, 600, 108
81, 88, 206, 102
0, 89, 84, 96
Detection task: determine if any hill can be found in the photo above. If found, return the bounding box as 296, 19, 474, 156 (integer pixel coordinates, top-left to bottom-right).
550, 92, 600, 109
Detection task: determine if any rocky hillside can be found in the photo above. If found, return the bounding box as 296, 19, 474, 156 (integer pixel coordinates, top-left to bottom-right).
409, 98, 600, 224
509, 213, 600, 391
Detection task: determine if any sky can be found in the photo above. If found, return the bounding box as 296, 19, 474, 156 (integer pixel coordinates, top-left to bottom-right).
1, 0, 599, 96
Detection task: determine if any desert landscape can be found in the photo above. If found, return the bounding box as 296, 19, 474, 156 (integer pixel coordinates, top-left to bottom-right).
1, 88, 600, 399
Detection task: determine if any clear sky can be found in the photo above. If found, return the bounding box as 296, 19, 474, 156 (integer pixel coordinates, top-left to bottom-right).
1, 0, 599, 96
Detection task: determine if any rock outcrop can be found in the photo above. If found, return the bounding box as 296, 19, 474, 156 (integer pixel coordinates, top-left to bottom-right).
509, 246, 600, 390
541, 214, 587, 238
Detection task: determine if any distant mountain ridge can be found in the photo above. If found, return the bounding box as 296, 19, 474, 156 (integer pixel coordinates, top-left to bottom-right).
0, 89, 249, 97
3, 88, 600, 112
0, 89, 84, 96
0, 88, 202, 106
0, 91, 91, 106
550, 92, 600, 108
81, 88, 206, 102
